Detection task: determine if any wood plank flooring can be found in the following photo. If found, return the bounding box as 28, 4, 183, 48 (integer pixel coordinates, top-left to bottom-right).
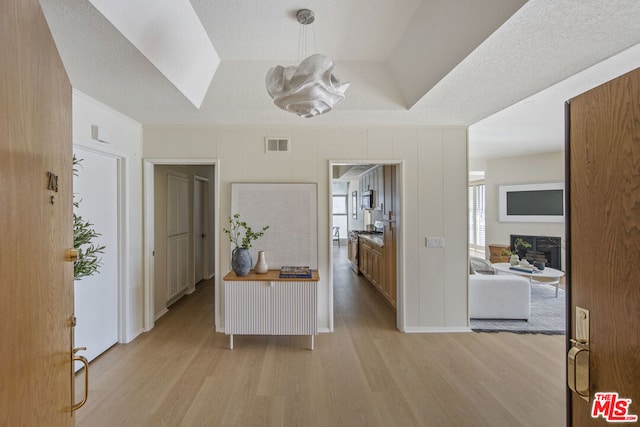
76, 247, 566, 426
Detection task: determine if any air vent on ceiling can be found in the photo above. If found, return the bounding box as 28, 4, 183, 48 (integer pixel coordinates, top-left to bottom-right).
265, 137, 290, 153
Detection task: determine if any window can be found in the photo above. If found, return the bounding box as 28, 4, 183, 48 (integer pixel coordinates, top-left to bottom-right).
332, 195, 348, 215
332, 194, 348, 240
469, 183, 485, 252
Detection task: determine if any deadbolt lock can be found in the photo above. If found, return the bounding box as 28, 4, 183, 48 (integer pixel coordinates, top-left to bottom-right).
65, 248, 79, 262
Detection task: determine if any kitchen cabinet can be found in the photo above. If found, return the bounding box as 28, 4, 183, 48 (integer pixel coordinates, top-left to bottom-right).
357, 165, 397, 310
359, 165, 383, 210
359, 237, 383, 289
382, 165, 397, 308
383, 165, 396, 222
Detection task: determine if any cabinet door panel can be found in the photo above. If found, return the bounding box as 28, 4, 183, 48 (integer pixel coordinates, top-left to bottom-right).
224, 281, 271, 335
271, 282, 317, 334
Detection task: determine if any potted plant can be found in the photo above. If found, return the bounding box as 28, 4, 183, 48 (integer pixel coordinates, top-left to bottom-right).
223, 213, 269, 276
73, 156, 105, 280
513, 237, 532, 261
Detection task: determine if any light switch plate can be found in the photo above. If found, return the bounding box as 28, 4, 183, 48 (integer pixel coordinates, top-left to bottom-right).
426, 237, 445, 248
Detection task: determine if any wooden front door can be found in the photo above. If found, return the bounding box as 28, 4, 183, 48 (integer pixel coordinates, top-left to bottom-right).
0, 0, 75, 424
566, 67, 640, 425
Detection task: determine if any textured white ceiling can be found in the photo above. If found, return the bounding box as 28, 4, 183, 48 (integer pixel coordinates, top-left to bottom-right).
469, 42, 640, 162
38, 0, 640, 159
191, 0, 424, 62
88, 0, 220, 108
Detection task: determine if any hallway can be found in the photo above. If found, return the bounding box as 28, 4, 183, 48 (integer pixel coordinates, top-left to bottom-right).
76, 250, 565, 426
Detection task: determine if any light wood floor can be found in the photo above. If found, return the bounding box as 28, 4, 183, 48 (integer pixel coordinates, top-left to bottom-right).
76, 247, 566, 426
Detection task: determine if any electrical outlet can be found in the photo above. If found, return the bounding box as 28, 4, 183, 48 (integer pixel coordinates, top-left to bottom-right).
426, 237, 445, 248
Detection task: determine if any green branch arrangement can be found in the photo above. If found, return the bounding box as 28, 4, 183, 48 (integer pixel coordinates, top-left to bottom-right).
500, 237, 533, 257
73, 156, 105, 280
223, 213, 269, 249
514, 237, 532, 254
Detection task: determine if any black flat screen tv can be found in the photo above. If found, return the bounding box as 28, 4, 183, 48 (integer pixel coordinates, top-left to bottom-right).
499, 183, 565, 223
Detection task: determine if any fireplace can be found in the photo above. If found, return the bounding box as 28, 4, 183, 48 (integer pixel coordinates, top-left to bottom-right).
510, 235, 562, 270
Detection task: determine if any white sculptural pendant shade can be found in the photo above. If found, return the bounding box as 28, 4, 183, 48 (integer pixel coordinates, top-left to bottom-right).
266, 54, 350, 118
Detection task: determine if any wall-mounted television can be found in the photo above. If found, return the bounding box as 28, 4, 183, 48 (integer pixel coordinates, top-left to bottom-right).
499, 182, 565, 223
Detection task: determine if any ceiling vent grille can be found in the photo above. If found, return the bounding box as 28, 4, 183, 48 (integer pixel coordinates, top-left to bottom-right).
265, 137, 290, 153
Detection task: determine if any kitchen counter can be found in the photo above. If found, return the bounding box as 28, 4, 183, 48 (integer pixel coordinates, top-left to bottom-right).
358, 233, 383, 247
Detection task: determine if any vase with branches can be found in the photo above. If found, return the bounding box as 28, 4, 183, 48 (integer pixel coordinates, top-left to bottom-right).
223, 213, 269, 276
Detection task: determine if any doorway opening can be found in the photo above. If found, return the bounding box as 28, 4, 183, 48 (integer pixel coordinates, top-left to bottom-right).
329, 161, 402, 331
143, 159, 219, 332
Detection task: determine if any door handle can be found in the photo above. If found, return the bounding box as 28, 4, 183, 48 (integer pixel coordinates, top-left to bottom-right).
71, 347, 89, 411
568, 341, 589, 401
567, 306, 590, 401
68, 316, 89, 413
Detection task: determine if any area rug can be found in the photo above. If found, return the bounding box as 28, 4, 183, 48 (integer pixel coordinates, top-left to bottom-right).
471, 282, 566, 334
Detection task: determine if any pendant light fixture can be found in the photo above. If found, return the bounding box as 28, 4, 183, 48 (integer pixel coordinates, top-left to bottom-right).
265, 9, 350, 118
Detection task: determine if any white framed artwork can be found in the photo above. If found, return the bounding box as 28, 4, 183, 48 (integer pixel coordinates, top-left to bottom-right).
230, 183, 318, 269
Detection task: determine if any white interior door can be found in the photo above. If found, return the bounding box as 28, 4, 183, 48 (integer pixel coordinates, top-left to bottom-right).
167, 174, 189, 301
73, 146, 119, 363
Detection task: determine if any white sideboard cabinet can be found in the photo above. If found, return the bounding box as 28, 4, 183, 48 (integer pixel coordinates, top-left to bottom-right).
223, 270, 319, 350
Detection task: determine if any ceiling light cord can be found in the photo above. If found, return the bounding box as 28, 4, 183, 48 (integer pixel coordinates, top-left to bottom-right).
297, 17, 317, 63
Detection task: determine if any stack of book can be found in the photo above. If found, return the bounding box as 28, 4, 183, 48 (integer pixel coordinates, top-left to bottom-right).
279, 266, 312, 278
509, 265, 536, 274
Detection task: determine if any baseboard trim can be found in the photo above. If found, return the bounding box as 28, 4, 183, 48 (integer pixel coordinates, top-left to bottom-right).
123, 328, 145, 344
403, 326, 472, 333
154, 307, 169, 321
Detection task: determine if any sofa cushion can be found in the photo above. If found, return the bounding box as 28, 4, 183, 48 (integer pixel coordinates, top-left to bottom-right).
470, 256, 495, 275
469, 274, 530, 320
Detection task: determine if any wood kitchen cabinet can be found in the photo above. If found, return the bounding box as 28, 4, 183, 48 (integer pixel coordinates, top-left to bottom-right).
357, 165, 398, 310
359, 238, 383, 289
359, 165, 384, 210
383, 165, 397, 307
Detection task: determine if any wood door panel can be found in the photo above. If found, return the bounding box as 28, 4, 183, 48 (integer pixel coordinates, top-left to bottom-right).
0, 0, 74, 424
567, 67, 640, 425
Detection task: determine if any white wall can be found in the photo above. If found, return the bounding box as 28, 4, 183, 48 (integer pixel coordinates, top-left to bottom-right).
485, 151, 565, 270
73, 90, 144, 342
143, 126, 469, 333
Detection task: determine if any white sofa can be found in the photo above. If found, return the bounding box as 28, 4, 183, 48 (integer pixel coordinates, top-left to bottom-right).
469, 274, 531, 320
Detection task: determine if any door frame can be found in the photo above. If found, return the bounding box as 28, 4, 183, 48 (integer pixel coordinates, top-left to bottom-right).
73, 140, 128, 343
143, 159, 219, 332
193, 175, 210, 283
328, 160, 405, 332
